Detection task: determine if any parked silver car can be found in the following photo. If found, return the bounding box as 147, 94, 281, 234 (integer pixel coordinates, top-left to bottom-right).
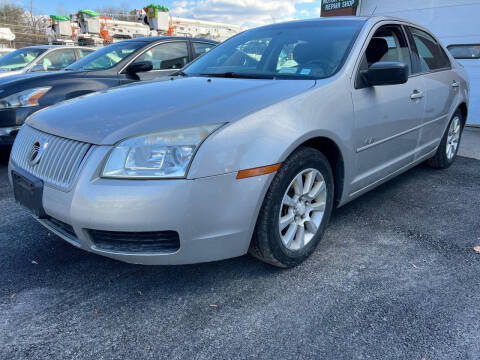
9, 17, 469, 267
0, 45, 95, 77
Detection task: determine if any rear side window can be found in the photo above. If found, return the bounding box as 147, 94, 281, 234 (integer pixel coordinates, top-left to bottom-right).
408, 27, 450, 72
192, 42, 214, 59
78, 48, 95, 58
447, 44, 480, 59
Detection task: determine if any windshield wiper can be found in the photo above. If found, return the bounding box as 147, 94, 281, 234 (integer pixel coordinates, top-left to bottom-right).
199, 72, 274, 79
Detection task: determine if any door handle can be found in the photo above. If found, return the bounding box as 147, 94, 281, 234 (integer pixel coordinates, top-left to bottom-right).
452, 81, 460, 88
410, 90, 424, 100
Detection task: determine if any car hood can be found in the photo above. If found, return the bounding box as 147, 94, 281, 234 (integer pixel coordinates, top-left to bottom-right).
0, 70, 65, 86
27, 77, 316, 145
0, 69, 23, 78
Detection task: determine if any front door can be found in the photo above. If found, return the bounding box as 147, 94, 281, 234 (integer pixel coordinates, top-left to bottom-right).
351, 24, 426, 193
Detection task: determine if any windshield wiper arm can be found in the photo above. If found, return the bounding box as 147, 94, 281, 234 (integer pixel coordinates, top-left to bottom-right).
199, 72, 274, 79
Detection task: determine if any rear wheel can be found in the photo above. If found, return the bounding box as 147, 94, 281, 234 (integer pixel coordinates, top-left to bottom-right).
249, 147, 334, 268
426, 109, 464, 169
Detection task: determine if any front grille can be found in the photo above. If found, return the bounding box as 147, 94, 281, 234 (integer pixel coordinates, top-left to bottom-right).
89, 230, 180, 253
10, 125, 92, 191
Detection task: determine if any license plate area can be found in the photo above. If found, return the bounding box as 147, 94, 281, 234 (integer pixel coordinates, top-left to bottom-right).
12, 169, 46, 218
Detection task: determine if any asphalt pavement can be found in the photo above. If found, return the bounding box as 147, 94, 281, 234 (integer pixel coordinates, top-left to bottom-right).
0, 148, 479, 360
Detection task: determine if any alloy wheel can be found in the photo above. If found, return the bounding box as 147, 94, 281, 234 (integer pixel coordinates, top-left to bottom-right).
446, 116, 461, 160
278, 168, 327, 251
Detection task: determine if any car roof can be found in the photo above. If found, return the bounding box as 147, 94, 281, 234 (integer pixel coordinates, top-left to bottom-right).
121, 36, 219, 44
20, 45, 95, 50
255, 16, 425, 30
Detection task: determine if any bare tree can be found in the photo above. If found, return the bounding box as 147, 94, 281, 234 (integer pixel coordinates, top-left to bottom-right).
0, 2, 49, 47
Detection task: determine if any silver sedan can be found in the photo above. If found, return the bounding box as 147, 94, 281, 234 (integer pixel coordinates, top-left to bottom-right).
9, 16, 469, 267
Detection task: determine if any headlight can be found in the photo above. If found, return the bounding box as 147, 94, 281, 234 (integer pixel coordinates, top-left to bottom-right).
0, 87, 51, 109
102, 124, 223, 179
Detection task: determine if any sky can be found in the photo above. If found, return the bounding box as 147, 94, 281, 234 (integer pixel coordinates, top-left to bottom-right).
17, 0, 321, 28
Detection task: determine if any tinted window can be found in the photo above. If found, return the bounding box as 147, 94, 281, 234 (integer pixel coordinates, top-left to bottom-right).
134, 42, 189, 70
447, 44, 480, 59
40, 49, 76, 71
0, 48, 45, 71
409, 27, 450, 72
67, 41, 145, 71
78, 48, 95, 58
184, 20, 364, 79
193, 42, 214, 58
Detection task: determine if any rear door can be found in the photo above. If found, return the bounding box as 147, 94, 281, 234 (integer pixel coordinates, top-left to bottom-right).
351, 23, 426, 193
406, 26, 459, 156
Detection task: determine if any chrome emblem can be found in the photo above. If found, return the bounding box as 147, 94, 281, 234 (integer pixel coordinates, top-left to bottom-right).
29, 140, 47, 166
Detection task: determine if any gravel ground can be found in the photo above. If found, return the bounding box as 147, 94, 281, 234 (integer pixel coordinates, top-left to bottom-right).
0, 151, 479, 360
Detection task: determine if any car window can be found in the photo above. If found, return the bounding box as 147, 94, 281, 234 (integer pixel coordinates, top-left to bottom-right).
355, 25, 411, 88
192, 42, 214, 59
134, 42, 189, 70
184, 19, 364, 79
78, 48, 95, 58
409, 27, 450, 72
40, 49, 76, 71
0, 48, 46, 71
447, 44, 480, 59
366, 27, 411, 71
67, 41, 145, 71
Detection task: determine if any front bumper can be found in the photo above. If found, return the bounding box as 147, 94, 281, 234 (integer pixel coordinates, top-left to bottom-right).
9, 146, 272, 265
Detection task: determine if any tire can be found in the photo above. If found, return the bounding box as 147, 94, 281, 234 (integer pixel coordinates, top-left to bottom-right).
249, 147, 334, 268
426, 109, 464, 169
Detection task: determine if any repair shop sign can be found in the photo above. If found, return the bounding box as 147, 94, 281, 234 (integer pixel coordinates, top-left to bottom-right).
322, 0, 359, 12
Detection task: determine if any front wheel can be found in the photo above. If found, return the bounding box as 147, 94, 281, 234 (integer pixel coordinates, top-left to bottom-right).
249, 147, 334, 268
426, 109, 464, 169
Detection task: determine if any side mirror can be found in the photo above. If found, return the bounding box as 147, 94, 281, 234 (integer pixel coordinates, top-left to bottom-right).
361, 61, 408, 86
30, 64, 45, 72
127, 61, 153, 74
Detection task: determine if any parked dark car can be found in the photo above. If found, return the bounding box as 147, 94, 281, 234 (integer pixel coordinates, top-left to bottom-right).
0, 37, 218, 147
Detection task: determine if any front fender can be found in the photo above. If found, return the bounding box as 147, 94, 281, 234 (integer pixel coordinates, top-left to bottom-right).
188, 76, 356, 184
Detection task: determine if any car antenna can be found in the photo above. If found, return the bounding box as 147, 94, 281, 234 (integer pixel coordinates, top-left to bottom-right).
371, 5, 377, 16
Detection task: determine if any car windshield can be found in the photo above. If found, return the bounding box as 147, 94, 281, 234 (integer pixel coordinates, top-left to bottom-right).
0, 48, 46, 72
184, 19, 364, 79
66, 41, 145, 71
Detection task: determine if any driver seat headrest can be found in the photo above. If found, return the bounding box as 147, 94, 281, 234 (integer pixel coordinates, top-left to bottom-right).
366, 37, 389, 64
